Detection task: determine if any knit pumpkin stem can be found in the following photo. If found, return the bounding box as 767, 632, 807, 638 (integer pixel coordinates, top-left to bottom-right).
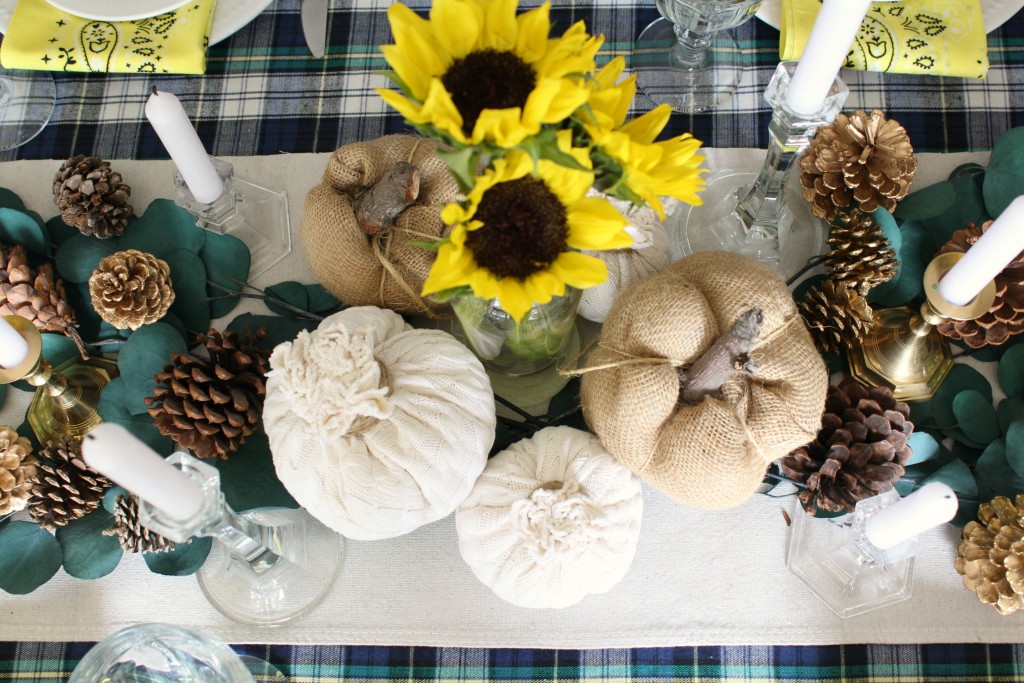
677, 307, 763, 405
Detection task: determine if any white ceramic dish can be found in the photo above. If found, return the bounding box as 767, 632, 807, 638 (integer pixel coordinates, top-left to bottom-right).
0, 0, 274, 45
757, 0, 1024, 33
42, 0, 190, 22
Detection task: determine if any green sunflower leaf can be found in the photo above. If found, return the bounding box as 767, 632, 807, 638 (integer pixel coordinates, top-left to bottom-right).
55, 507, 123, 580
0, 522, 62, 594
436, 147, 480, 194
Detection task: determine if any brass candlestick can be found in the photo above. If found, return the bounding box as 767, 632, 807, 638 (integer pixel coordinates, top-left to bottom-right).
847, 252, 997, 401
0, 315, 118, 444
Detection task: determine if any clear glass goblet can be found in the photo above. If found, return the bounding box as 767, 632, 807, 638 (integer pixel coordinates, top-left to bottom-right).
632, 0, 762, 113
0, 66, 55, 151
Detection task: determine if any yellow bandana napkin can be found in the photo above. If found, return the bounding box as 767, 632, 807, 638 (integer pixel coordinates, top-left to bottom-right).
781, 0, 989, 79
0, 0, 215, 74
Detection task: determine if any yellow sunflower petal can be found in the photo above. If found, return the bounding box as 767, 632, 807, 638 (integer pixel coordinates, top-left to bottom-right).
472, 107, 532, 147
549, 251, 609, 290
384, 4, 449, 97
515, 2, 551, 63
481, 0, 520, 51
594, 56, 626, 89
418, 80, 469, 142
523, 270, 565, 304
522, 78, 591, 130
565, 197, 631, 250
421, 239, 478, 295
619, 104, 672, 145
430, 0, 482, 58
493, 278, 534, 323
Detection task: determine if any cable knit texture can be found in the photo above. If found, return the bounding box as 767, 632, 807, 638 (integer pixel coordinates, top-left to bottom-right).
457, 426, 643, 609
265, 307, 495, 540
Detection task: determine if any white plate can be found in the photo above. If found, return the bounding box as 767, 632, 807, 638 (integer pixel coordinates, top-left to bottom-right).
757, 0, 1024, 33
0, 0, 274, 45
43, 0, 190, 22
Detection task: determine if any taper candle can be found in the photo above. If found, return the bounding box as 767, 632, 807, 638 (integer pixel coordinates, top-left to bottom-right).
938, 196, 1024, 307
0, 316, 29, 369
785, 0, 872, 116
82, 423, 205, 521
144, 90, 224, 204
864, 482, 958, 550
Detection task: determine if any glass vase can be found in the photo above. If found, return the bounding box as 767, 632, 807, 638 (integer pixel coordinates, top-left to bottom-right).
451, 288, 581, 377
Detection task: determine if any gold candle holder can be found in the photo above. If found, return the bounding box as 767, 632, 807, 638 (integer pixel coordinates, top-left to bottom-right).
0, 315, 118, 444
847, 252, 997, 402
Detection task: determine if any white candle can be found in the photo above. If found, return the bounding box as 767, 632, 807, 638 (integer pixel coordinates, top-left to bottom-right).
82, 423, 204, 522
786, 0, 872, 116
938, 196, 1024, 306
144, 90, 224, 204
0, 316, 29, 369
864, 482, 958, 550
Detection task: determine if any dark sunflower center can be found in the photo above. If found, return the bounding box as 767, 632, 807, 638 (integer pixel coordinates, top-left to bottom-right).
441, 49, 536, 136
466, 176, 569, 280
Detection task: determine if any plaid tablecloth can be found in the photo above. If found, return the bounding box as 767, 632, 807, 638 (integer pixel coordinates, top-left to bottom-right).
1, 0, 1023, 161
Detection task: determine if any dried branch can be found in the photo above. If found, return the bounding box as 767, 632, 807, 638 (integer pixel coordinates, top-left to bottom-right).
353, 161, 420, 234
678, 307, 764, 404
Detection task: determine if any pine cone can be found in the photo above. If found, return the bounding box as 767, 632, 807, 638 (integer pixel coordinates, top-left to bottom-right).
779, 381, 914, 514
27, 435, 111, 530
826, 209, 899, 296
956, 494, 1024, 615
799, 280, 874, 355
103, 493, 178, 553
88, 249, 175, 331
1, 243, 84, 352
145, 328, 269, 460
53, 155, 132, 239
936, 221, 1024, 348
0, 425, 36, 515
799, 109, 917, 221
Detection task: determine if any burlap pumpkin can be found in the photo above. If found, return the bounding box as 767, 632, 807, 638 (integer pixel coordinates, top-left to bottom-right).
300, 135, 461, 314
580, 251, 827, 510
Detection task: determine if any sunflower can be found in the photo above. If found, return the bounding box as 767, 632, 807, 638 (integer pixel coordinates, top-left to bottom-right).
377, 0, 601, 148
579, 58, 706, 219
422, 132, 631, 322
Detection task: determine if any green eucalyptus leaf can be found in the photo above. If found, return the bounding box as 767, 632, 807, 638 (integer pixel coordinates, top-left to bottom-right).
999, 344, 1024, 399
905, 431, 941, 466
870, 219, 929, 307
998, 397, 1024, 435
951, 389, 1001, 446
0, 384, 6, 411
200, 231, 251, 319
210, 433, 298, 512
159, 311, 188, 347
44, 215, 80, 250
0, 207, 48, 256
920, 171, 990, 250
976, 438, 1024, 501
920, 458, 978, 499
949, 162, 987, 181
143, 537, 212, 576
893, 181, 956, 221
55, 234, 116, 284
225, 314, 317, 352
0, 522, 62, 594
903, 442, 955, 480
304, 284, 341, 314
118, 199, 206, 257
117, 323, 188, 415
55, 508, 123, 580
1004, 420, 1024, 479
102, 486, 129, 514
0, 188, 26, 211
265, 281, 309, 318
930, 364, 992, 430
163, 249, 210, 337
984, 127, 1024, 217
950, 440, 984, 467
10, 333, 99, 393
97, 377, 174, 455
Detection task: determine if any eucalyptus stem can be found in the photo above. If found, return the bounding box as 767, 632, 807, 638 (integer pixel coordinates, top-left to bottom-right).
206, 280, 325, 322
786, 254, 828, 287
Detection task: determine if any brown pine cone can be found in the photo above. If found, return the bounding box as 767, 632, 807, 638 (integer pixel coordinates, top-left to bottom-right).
27, 435, 112, 530
826, 209, 899, 296
88, 249, 175, 331
145, 328, 270, 460
779, 380, 914, 514
956, 494, 1024, 615
0, 425, 36, 515
53, 155, 132, 239
799, 109, 916, 221
103, 493, 178, 553
936, 221, 1024, 348
1, 243, 85, 353
799, 280, 874, 355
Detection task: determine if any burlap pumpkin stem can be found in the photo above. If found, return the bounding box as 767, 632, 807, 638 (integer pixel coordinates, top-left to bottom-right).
88, 249, 175, 331
0, 425, 36, 515
53, 155, 133, 239
956, 494, 1024, 615
799, 109, 916, 221
799, 279, 874, 355
778, 380, 913, 515
300, 135, 462, 314
27, 435, 111, 530
935, 221, 1024, 348
103, 493, 178, 554
145, 328, 270, 460
826, 209, 899, 296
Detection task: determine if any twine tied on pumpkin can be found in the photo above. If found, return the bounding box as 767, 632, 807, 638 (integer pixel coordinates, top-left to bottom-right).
510, 479, 608, 565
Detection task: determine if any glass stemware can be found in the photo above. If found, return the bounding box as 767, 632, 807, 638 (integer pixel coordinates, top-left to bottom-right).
0, 66, 55, 151
632, 0, 762, 113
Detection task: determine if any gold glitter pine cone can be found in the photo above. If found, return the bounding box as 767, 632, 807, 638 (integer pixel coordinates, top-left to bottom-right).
88, 249, 175, 331
826, 209, 899, 296
799, 109, 917, 221
799, 279, 874, 355
27, 435, 112, 530
1, 242, 85, 352
145, 328, 269, 460
778, 380, 914, 515
52, 155, 133, 239
0, 425, 36, 516
935, 221, 1024, 348
956, 494, 1024, 615
103, 493, 178, 554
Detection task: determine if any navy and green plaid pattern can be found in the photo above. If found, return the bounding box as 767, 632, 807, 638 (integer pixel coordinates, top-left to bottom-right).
2, 642, 1024, 682
1, 0, 1023, 162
